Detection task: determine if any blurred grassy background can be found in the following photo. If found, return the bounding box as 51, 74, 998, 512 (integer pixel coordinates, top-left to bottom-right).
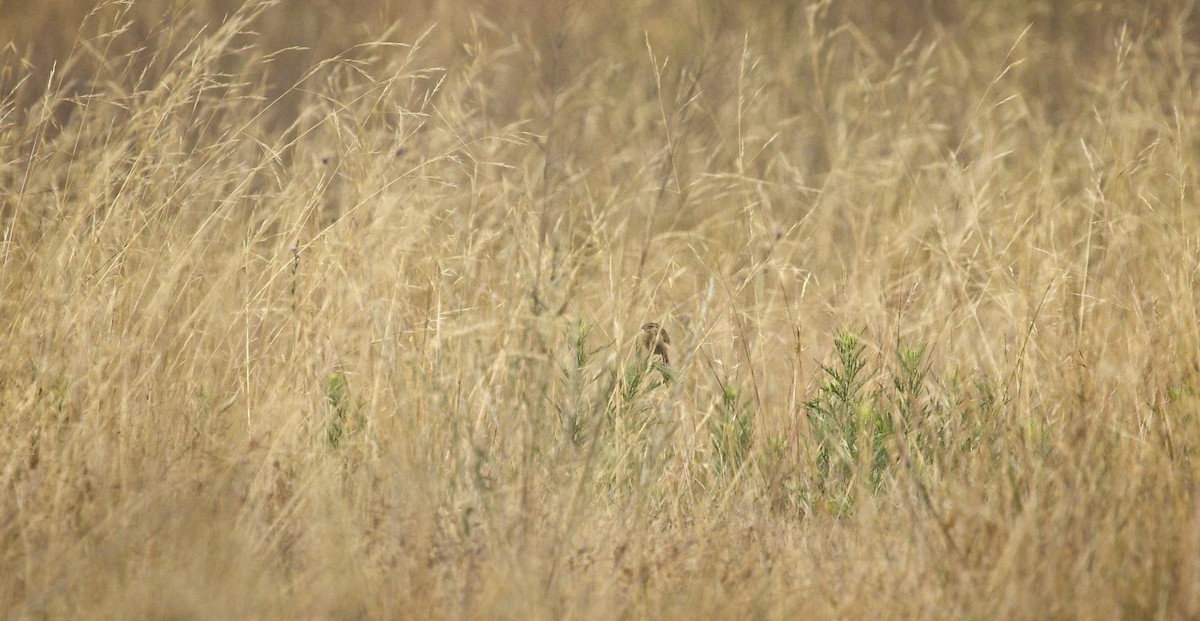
3, 0, 1200, 619
3, 0, 1195, 124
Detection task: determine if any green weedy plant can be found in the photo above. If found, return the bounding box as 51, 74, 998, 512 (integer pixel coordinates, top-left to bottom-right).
1163, 380, 1198, 460
612, 337, 674, 425
555, 319, 609, 449
936, 369, 973, 467
882, 342, 948, 528
612, 356, 658, 439
888, 343, 934, 468
611, 355, 651, 437
805, 331, 892, 515
324, 370, 360, 449
757, 432, 795, 512
941, 367, 1016, 479
708, 383, 754, 480
936, 368, 1007, 467
590, 339, 677, 489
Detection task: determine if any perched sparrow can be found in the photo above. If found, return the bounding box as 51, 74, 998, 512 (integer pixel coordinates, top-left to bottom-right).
640, 322, 671, 365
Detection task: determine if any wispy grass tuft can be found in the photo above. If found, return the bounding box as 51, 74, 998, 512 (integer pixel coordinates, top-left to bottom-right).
4, 1, 1200, 618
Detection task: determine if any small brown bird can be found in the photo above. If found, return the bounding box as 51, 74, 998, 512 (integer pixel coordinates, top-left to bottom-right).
640, 322, 671, 365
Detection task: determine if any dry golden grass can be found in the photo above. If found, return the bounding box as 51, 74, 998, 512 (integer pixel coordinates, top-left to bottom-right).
3, 1, 1200, 618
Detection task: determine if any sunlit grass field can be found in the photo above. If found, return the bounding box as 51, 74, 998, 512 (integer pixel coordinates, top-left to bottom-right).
3, 1, 1200, 618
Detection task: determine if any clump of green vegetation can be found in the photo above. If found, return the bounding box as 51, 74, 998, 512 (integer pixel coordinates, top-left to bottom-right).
324, 369, 362, 449
708, 383, 753, 480
805, 331, 886, 515
803, 332, 1008, 517
555, 318, 611, 449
